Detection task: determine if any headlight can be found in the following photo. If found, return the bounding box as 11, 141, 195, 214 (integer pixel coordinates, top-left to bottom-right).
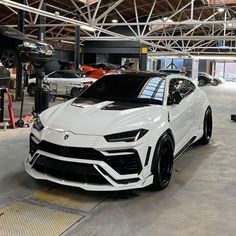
23, 41, 37, 48
33, 117, 44, 131
104, 129, 148, 142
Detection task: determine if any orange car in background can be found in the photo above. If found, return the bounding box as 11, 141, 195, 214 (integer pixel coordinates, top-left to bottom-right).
81, 63, 119, 79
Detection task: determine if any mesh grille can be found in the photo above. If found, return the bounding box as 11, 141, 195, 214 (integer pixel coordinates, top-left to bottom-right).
33, 155, 110, 185
30, 135, 142, 175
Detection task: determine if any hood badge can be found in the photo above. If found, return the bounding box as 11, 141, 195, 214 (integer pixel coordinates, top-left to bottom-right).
64, 133, 69, 140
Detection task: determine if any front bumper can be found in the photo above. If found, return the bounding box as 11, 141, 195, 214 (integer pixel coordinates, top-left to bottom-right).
25, 131, 153, 191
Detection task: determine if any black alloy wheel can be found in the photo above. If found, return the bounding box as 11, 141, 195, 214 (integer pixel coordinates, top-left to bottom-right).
200, 107, 212, 145
151, 133, 174, 191
212, 79, 218, 86
0, 49, 17, 68
32, 61, 45, 68
198, 78, 206, 86
71, 87, 84, 98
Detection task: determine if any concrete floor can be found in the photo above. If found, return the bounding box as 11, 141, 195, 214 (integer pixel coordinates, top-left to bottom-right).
0, 83, 236, 236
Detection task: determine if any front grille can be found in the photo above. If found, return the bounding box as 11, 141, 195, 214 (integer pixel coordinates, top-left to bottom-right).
41, 140, 105, 160
33, 155, 110, 185
30, 135, 142, 175
105, 154, 141, 175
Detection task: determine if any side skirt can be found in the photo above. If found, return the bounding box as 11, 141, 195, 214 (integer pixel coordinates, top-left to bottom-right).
173, 136, 197, 161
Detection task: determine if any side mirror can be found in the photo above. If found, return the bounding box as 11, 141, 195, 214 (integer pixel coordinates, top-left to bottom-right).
169, 90, 182, 105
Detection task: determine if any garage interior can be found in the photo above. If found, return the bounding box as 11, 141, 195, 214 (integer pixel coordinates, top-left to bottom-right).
0, 0, 236, 236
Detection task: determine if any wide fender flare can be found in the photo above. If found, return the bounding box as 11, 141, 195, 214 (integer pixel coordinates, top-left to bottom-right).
144, 120, 174, 170
197, 93, 211, 133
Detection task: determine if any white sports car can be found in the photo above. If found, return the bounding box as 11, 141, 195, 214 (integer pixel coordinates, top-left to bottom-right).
25, 72, 212, 191
27, 70, 96, 97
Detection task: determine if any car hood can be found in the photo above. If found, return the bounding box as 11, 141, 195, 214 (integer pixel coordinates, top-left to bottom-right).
40, 99, 165, 135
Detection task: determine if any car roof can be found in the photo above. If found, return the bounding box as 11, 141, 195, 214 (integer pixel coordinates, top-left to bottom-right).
102, 71, 167, 79
54, 70, 83, 73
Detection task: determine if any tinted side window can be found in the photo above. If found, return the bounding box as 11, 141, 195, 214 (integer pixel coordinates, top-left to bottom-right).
169, 79, 195, 99
48, 72, 62, 78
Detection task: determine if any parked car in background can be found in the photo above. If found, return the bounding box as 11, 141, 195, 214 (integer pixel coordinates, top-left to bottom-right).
81, 63, 119, 78
159, 69, 213, 86
197, 72, 213, 86
0, 64, 10, 87
27, 70, 96, 97
25, 72, 212, 191
0, 25, 54, 68
212, 76, 225, 86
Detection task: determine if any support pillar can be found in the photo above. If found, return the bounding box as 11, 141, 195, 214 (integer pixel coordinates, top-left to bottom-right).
74, 15, 81, 70
37, 3, 46, 42
15, 0, 25, 101
192, 58, 199, 82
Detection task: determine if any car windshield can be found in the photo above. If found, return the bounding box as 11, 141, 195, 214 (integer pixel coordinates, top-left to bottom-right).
89, 63, 118, 70
77, 74, 166, 105
3, 26, 26, 38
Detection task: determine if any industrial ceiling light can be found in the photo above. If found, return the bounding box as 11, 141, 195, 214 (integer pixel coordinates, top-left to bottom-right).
218, 8, 225, 13
81, 25, 96, 32
77, 0, 98, 5
163, 17, 173, 23
112, 19, 118, 23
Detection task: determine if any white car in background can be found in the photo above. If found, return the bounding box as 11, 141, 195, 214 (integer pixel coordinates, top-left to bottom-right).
27, 70, 96, 97
25, 72, 212, 191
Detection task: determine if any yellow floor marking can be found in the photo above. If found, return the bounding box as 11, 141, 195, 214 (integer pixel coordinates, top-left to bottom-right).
0, 201, 82, 236
30, 188, 108, 213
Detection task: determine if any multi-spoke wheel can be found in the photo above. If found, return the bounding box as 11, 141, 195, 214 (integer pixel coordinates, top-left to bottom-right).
71, 87, 84, 98
199, 107, 212, 145
0, 49, 17, 68
212, 79, 218, 86
151, 133, 174, 191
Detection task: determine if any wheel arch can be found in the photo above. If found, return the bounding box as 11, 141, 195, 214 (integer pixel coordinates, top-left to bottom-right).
150, 129, 175, 173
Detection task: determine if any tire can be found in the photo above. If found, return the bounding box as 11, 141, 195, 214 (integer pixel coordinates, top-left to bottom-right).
151, 133, 174, 191
0, 48, 17, 68
199, 107, 212, 145
32, 61, 45, 68
27, 83, 37, 96
212, 79, 218, 86
71, 87, 83, 98
198, 78, 206, 86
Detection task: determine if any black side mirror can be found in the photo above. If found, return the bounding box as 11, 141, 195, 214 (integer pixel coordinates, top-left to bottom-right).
169, 90, 182, 105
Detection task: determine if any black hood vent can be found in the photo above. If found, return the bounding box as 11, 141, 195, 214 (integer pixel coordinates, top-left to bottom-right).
101, 101, 150, 111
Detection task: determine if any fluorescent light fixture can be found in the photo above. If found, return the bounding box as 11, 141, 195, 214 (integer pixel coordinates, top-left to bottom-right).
77, 0, 98, 5
81, 25, 96, 32
218, 8, 225, 13
192, 55, 236, 60
163, 17, 173, 23
112, 19, 118, 23
61, 40, 75, 45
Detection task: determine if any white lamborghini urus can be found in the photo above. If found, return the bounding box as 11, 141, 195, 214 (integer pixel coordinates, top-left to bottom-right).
25, 72, 212, 191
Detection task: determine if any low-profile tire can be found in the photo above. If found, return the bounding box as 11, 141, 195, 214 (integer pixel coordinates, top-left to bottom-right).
71, 87, 83, 98
151, 133, 174, 191
32, 61, 45, 68
212, 79, 218, 86
0, 48, 18, 68
199, 107, 212, 145
198, 78, 206, 86
27, 83, 37, 96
